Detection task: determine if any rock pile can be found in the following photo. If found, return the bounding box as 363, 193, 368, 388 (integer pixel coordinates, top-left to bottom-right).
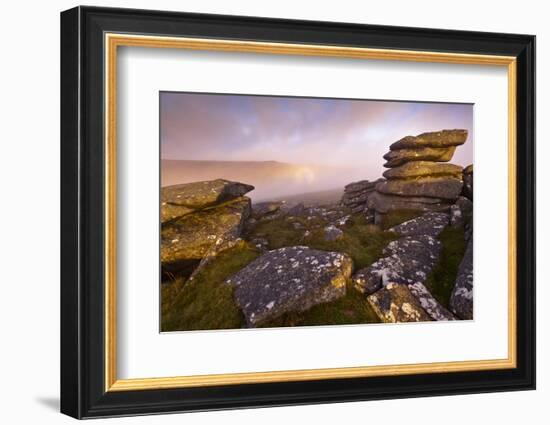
225, 246, 352, 327
353, 212, 456, 322
368, 130, 468, 223
160, 179, 254, 280
341, 180, 380, 214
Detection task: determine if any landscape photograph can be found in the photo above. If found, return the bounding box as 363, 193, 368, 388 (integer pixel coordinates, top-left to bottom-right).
160, 92, 474, 332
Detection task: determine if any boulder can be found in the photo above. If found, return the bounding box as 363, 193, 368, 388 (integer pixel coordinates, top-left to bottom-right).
388, 212, 449, 238
450, 196, 473, 229
161, 197, 251, 265
375, 176, 463, 200
225, 246, 352, 326
367, 283, 432, 323
383, 146, 457, 168
389, 129, 468, 151
324, 225, 344, 241
367, 191, 451, 214
462, 164, 474, 200
251, 201, 284, 219
353, 235, 442, 293
286, 203, 306, 217
450, 239, 473, 319
408, 282, 455, 321
161, 179, 254, 223
382, 161, 463, 180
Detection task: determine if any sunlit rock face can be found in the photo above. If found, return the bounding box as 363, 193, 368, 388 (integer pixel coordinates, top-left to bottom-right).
160, 179, 255, 280
161, 197, 251, 263
369, 129, 468, 217
225, 246, 351, 327
161, 179, 254, 223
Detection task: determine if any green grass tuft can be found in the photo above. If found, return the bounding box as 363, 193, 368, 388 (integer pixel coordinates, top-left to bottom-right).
249, 213, 397, 271
161, 240, 260, 332
424, 226, 467, 308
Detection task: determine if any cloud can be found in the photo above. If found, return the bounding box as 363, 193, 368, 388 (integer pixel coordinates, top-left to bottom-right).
160, 92, 473, 170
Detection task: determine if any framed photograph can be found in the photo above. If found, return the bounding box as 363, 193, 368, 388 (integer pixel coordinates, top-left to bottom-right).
60, 6, 535, 419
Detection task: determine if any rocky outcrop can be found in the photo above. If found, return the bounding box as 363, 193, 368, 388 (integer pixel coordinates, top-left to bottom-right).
383, 146, 457, 168
389, 129, 469, 150
462, 164, 473, 200
376, 176, 463, 200
341, 179, 380, 216
161, 180, 254, 280
369, 130, 468, 218
161, 197, 251, 264
161, 179, 254, 223
388, 212, 450, 238
354, 212, 455, 322
383, 161, 463, 180
353, 234, 442, 295
450, 239, 473, 319
367, 282, 432, 323
225, 246, 352, 326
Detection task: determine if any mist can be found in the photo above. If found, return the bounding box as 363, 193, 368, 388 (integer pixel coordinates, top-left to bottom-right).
161, 92, 473, 203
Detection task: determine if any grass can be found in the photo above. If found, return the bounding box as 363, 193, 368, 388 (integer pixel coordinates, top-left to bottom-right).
380, 209, 425, 229
161, 240, 260, 332
249, 213, 397, 270
161, 208, 449, 331
424, 226, 467, 308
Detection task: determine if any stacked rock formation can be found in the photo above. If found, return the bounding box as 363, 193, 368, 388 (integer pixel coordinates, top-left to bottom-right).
341, 180, 378, 213
368, 130, 468, 223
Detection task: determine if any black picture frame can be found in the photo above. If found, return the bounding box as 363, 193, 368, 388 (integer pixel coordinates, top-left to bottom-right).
60, 5, 536, 419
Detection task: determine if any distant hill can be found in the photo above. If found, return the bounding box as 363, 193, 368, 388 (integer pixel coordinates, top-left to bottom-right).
161, 160, 363, 202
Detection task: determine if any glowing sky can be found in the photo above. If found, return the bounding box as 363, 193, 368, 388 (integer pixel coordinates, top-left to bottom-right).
160, 92, 473, 174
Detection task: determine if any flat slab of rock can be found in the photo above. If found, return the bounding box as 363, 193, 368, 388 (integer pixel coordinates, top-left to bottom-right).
383, 146, 457, 168
450, 239, 473, 319
382, 161, 464, 180
367, 283, 432, 323
344, 180, 378, 194
161, 197, 251, 264
367, 191, 451, 214
161, 179, 254, 223
389, 212, 449, 238
353, 235, 442, 294
389, 129, 468, 151
225, 246, 352, 326
375, 176, 463, 200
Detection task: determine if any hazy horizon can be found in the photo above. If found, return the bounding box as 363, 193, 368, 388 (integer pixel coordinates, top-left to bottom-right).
160, 92, 473, 201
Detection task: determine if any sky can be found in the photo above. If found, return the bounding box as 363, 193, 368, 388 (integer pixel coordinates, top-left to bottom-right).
160, 92, 473, 187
